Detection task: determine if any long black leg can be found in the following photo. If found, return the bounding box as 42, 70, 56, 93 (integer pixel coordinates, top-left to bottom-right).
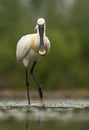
30, 61, 44, 103
25, 67, 30, 105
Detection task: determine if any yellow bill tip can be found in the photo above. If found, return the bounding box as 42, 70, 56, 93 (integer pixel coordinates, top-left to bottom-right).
39, 50, 46, 56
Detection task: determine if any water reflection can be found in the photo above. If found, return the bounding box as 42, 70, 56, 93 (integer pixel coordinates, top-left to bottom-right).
24, 106, 89, 130
0, 100, 89, 130
25, 107, 46, 130
25, 109, 29, 130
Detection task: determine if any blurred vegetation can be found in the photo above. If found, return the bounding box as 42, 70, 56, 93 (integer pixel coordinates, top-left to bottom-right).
0, 0, 89, 90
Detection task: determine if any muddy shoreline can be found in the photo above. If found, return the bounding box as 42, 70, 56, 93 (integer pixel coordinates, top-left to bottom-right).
0, 89, 89, 99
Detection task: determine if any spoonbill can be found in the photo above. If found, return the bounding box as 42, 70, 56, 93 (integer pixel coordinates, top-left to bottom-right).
16, 18, 51, 105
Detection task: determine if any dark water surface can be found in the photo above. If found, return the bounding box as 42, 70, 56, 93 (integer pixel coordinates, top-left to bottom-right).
0, 99, 89, 130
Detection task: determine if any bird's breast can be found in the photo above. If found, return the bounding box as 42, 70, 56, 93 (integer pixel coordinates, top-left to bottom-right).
30, 35, 39, 53
30, 35, 49, 57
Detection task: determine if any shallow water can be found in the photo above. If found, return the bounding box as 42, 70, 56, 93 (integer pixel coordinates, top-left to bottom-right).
0, 99, 89, 130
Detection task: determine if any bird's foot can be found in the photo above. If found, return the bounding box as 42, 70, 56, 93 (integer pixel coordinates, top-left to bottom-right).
40, 99, 47, 110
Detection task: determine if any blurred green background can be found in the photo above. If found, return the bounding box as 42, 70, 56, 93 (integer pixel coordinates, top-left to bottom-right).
0, 0, 89, 91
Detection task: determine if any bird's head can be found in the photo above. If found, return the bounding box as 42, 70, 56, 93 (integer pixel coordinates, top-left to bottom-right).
37, 18, 45, 25
36, 18, 46, 56
35, 18, 46, 30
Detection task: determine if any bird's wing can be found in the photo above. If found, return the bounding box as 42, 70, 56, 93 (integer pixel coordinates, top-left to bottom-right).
16, 34, 32, 62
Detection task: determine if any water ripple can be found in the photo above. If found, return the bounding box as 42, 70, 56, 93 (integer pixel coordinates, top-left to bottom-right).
0, 99, 89, 122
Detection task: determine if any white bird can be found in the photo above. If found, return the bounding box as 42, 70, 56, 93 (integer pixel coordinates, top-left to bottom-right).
16, 18, 51, 105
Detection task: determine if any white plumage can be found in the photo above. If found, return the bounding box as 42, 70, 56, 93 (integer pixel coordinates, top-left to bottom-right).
16, 18, 50, 67
16, 18, 51, 106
